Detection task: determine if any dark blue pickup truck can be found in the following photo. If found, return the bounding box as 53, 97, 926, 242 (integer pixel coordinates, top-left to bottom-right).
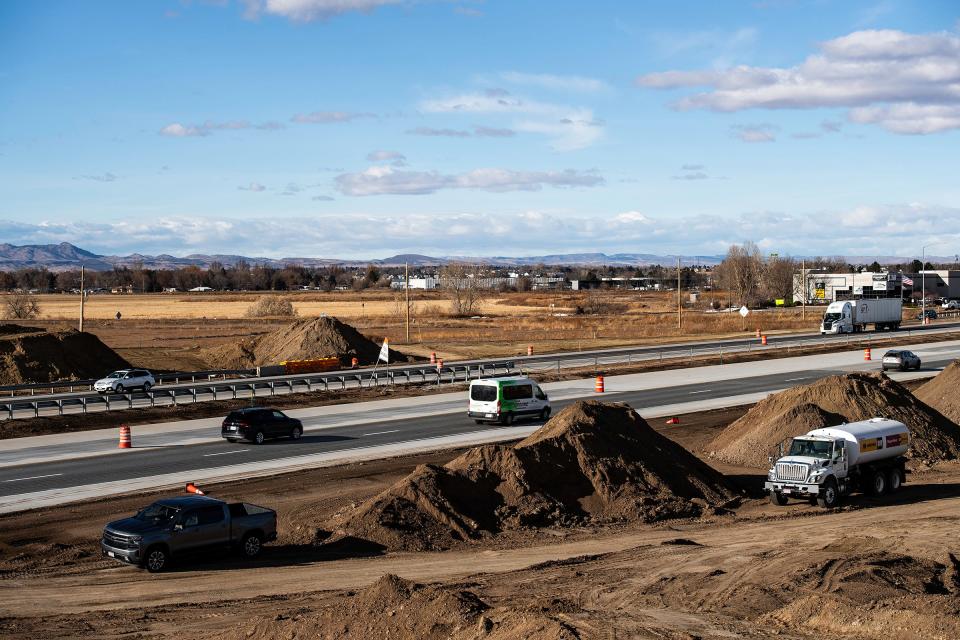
101, 495, 277, 572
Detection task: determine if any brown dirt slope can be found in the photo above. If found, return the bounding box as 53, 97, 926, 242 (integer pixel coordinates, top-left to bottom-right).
216, 574, 577, 640
708, 372, 960, 468
205, 316, 416, 368
915, 359, 960, 425
0, 324, 129, 385
329, 400, 739, 551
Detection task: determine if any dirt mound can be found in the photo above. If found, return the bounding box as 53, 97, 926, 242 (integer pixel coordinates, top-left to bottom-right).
708, 372, 960, 468
329, 401, 739, 551
217, 574, 576, 640
0, 325, 129, 385
915, 359, 960, 425
206, 316, 415, 369
764, 537, 960, 639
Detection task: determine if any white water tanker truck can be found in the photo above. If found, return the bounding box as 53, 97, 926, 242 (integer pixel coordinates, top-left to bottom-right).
764, 418, 910, 508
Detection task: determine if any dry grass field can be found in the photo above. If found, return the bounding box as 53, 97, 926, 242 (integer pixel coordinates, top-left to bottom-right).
9, 289, 837, 368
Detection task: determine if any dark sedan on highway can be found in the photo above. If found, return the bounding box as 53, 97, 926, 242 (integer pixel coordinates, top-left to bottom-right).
221, 407, 303, 444
881, 350, 921, 372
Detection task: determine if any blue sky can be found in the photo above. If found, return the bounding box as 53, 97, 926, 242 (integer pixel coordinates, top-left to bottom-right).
1, 0, 958, 259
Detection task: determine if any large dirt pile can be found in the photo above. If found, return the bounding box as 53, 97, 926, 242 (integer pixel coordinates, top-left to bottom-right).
708, 372, 960, 468
217, 574, 578, 640
206, 316, 415, 368
915, 359, 960, 425
0, 325, 129, 385
329, 401, 739, 551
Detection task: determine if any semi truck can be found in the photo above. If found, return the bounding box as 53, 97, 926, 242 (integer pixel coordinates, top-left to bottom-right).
820, 298, 902, 334
764, 418, 910, 508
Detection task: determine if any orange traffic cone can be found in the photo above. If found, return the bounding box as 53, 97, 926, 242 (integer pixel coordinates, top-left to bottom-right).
430, 352, 436, 364
185, 482, 205, 495
665, 416, 680, 425
761, 335, 768, 345
755, 328, 761, 338
594, 375, 604, 393
118, 424, 132, 449
527, 345, 533, 356
437, 358, 444, 370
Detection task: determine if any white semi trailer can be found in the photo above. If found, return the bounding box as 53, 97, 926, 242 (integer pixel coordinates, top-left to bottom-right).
764, 418, 910, 508
820, 298, 902, 334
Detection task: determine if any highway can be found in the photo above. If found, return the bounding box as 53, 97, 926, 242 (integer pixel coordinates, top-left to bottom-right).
2, 336, 959, 513
4, 321, 960, 420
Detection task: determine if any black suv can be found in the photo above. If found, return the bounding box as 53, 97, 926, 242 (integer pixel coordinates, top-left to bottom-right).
221, 407, 303, 444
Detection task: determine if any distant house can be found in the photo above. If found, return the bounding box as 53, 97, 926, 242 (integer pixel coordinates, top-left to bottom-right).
110, 285, 135, 294
188, 286, 213, 292
162, 287, 178, 293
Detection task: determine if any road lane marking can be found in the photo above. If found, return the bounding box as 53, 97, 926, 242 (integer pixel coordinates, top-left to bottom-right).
688, 390, 712, 394
3, 473, 63, 483
784, 377, 810, 382
363, 429, 400, 436
203, 449, 250, 457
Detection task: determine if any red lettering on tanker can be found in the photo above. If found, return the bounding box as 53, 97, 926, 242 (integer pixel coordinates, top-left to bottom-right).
886, 433, 908, 447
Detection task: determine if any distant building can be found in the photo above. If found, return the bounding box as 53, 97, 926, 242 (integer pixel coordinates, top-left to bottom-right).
188, 286, 213, 292
794, 270, 960, 303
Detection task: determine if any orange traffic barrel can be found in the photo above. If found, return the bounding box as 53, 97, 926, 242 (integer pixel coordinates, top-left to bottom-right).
351, 357, 358, 368
185, 482, 205, 495
761, 335, 768, 345
755, 328, 761, 338
595, 375, 604, 393
118, 424, 132, 449
430, 352, 436, 363
527, 345, 533, 356
864, 348, 871, 361
437, 358, 444, 370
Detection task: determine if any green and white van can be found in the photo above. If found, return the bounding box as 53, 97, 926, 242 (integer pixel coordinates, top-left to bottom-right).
468, 376, 551, 425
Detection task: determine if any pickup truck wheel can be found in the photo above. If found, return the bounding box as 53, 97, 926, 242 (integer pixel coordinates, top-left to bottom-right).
241, 533, 263, 558
253, 431, 265, 445
144, 547, 168, 573
868, 470, 887, 496
769, 491, 788, 506
817, 479, 840, 508
887, 469, 902, 493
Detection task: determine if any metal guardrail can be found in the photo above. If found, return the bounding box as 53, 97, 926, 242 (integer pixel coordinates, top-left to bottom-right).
0, 369, 256, 396
0, 326, 955, 421
0, 361, 519, 420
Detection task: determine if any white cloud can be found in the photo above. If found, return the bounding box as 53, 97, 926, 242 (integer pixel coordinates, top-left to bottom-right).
406, 126, 472, 137
334, 165, 604, 196
731, 123, 778, 142
473, 125, 516, 137
291, 111, 375, 124
5, 203, 957, 258
73, 172, 118, 182
238, 182, 267, 192
366, 150, 407, 165
420, 91, 603, 150
636, 29, 960, 135
160, 120, 285, 137
243, 0, 399, 22
498, 71, 610, 93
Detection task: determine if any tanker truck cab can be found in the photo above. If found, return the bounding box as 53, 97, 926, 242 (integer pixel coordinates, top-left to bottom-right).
765, 418, 909, 508
468, 376, 551, 426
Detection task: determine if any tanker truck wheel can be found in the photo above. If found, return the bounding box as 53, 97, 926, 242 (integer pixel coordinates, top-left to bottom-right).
867, 470, 887, 497
887, 469, 902, 493
816, 478, 840, 508
769, 491, 788, 506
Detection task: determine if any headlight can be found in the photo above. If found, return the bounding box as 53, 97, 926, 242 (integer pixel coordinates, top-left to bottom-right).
767, 469, 776, 480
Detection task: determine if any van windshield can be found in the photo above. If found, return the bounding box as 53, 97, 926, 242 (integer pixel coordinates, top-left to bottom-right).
788, 439, 832, 459
471, 385, 497, 402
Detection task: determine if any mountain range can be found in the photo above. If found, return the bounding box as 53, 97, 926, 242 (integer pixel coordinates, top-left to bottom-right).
0, 242, 948, 272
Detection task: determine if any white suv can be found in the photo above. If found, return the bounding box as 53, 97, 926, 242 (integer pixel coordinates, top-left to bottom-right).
94, 369, 156, 394
941, 300, 959, 310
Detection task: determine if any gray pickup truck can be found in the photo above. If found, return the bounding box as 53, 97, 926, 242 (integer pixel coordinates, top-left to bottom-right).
100, 495, 277, 572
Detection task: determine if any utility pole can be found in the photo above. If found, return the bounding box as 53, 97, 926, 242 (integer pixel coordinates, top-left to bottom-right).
404, 262, 410, 343
79, 264, 85, 332
677, 256, 682, 330
801, 258, 805, 321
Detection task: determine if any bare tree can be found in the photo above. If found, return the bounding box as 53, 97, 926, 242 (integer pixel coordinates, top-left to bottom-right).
4, 291, 41, 319
440, 263, 487, 316
715, 242, 763, 306
762, 256, 797, 301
